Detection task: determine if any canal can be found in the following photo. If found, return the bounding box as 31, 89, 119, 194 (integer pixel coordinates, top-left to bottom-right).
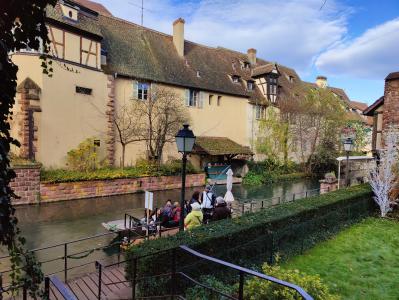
0, 178, 318, 281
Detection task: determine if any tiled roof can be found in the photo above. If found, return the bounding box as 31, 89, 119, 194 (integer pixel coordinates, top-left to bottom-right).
364, 96, 384, 116
193, 136, 253, 156
349, 100, 368, 111
70, 0, 112, 16
386, 72, 399, 81
304, 82, 350, 103
98, 14, 271, 101
46, 3, 102, 37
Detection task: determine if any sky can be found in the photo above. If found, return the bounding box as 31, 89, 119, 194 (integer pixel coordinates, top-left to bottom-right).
94, 0, 399, 105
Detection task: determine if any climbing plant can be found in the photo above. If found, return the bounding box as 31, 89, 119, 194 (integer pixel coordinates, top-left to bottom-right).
0, 1, 55, 298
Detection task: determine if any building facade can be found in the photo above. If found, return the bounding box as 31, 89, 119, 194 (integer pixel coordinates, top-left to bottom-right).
10, 0, 353, 169
364, 72, 399, 153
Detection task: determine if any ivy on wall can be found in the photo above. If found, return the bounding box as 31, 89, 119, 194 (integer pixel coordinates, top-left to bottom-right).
0, 1, 56, 297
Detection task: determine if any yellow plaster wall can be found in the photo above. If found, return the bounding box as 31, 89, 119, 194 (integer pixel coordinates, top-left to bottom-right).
113, 79, 250, 167
11, 53, 108, 168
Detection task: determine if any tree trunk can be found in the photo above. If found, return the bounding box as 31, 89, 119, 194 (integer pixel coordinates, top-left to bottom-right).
121, 144, 126, 169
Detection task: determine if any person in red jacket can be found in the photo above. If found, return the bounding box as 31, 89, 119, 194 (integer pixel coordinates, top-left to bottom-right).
164, 202, 181, 228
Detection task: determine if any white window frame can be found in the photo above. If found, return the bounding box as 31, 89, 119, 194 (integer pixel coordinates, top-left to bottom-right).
255, 105, 266, 120
137, 82, 149, 100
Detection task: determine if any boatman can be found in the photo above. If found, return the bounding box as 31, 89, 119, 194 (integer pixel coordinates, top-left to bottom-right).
201, 184, 216, 224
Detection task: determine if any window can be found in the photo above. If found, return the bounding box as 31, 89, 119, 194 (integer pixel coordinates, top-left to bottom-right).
231, 75, 240, 83
188, 90, 199, 107
197, 70, 201, 78
267, 76, 278, 103
138, 82, 149, 100
209, 94, 214, 105
288, 75, 294, 83
255, 105, 266, 119
76, 86, 92, 95
217, 96, 222, 106
247, 81, 254, 91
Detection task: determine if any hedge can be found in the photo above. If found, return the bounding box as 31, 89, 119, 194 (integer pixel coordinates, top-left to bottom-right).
41, 160, 200, 183
126, 184, 375, 297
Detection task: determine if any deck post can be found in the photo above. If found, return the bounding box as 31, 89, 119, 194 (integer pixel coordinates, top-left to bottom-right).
96, 261, 102, 300
22, 285, 27, 300
238, 271, 244, 300
64, 243, 68, 281
44, 277, 50, 299
171, 248, 176, 299
132, 258, 137, 300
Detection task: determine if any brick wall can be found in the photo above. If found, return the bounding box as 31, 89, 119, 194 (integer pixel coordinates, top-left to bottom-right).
40, 173, 205, 203
382, 77, 399, 131
10, 165, 41, 205
10, 167, 204, 205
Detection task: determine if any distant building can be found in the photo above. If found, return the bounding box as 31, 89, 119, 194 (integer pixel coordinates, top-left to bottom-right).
364, 72, 399, 153
10, 0, 353, 169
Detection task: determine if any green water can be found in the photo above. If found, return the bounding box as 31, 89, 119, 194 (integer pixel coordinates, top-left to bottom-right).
0, 178, 318, 281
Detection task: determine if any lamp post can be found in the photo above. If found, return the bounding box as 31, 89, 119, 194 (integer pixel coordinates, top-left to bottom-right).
175, 124, 196, 231
343, 137, 354, 187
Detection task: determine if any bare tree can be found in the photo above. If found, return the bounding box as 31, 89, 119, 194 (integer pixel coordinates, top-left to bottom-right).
132, 85, 190, 164
114, 103, 142, 168
369, 128, 399, 217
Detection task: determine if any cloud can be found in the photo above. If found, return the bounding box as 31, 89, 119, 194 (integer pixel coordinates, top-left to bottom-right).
98, 0, 349, 72
316, 18, 399, 79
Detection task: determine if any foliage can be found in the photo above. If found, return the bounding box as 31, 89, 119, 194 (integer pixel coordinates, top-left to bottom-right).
0, 0, 56, 297
130, 85, 190, 164
243, 159, 303, 185
284, 218, 399, 299
185, 275, 236, 300
369, 128, 399, 217
125, 185, 374, 297
345, 120, 369, 152
308, 138, 339, 176
66, 138, 104, 172
244, 260, 339, 300
41, 159, 200, 183
256, 107, 291, 164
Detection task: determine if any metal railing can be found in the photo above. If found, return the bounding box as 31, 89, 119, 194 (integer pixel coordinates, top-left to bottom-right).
95, 245, 313, 300
45, 275, 77, 300
233, 187, 323, 216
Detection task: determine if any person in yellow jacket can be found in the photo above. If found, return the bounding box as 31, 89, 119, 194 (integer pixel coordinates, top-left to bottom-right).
184, 202, 203, 230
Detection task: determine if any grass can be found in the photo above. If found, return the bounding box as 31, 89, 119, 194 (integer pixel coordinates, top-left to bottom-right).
283, 217, 399, 300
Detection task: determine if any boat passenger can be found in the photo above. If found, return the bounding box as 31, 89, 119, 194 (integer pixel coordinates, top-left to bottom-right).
184, 202, 203, 230
212, 197, 231, 221
186, 191, 200, 214
160, 200, 173, 226
201, 185, 216, 224
164, 202, 181, 228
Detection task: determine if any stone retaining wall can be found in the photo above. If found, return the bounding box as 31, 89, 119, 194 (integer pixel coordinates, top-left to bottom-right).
10, 165, 205, 205
10, 164, 41, 205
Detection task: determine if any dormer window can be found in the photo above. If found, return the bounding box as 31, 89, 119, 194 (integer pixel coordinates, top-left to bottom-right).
286, 75, 294, 83
240, 61, 251, 69
60, 3, 79, 22
231, 75, 240, 83
197, 70, 201, 78
247, 80, 254, 91
267, 75, 278, 103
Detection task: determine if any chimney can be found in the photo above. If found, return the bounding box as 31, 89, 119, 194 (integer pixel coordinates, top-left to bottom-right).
173, 18, 185, 57
247, 48, 257, 65
316, 75, 328, 88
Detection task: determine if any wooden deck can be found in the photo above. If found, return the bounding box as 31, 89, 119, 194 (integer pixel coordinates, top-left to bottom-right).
56, 265, 130, 300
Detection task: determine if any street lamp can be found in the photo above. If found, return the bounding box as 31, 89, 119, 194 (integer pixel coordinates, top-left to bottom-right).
343, 137, 354, 187
175, 124, 196, 231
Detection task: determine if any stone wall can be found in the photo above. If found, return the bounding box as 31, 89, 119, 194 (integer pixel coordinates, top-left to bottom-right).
10, 167, 205, 204
382, 76, 399, 131
10, 164, 41, 205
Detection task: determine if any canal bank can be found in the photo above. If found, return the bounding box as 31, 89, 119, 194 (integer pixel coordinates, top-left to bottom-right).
0, 178, 318, 281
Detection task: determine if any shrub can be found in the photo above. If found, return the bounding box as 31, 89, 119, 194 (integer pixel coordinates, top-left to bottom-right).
66, 138, 104, 171
126, 185, 374, 297
41, 161, 200, 183
244, 260, 339, 300
308, 139, 339, 176
244, 159, 304, 185
185, 275, 236, 300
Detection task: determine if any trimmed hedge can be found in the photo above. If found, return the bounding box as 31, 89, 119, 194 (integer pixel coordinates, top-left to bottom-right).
41, 160, 200, 183
126, 184, 375, 297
